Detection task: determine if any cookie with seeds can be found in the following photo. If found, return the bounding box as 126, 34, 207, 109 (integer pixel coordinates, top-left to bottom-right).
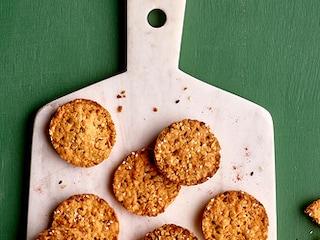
36, 226, 83, 240
143, 224, 198, 239
51, 193, 119, 239
49, 98, 116, 168
154, 119, 221, 186
304, 198, 320, 225
202, 190, 269, 240
113, 148, 181, 217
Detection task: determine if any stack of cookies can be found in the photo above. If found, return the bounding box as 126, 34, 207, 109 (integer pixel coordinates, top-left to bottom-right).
112, 119, 221, 219
38, 98, 269, 239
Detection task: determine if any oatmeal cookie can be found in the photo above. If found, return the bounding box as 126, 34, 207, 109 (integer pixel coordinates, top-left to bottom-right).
154, 119, 221, 186
113, 148, 181, 216
143, 224, 198, 239
36, 226, 83, 239
202, 190, 269, 240
49, 98, 116, 167
51, 193, 119, 239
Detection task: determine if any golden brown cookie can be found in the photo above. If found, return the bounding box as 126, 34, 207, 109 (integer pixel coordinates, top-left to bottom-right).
154, 119, 221, 186
36, 226, 83, 240
113, 148, 181, 217
51, 193, 119, 239
305, 198, 320, 225
49, 98, 116, 168
143, 224, 198, 239
202, 190, 269, 240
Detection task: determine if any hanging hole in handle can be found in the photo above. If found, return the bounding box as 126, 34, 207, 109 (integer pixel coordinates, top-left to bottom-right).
147, 9, 167, 28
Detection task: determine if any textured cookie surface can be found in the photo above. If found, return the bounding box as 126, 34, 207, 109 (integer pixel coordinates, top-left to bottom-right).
49, 98, 116, 168
202, 190, 269, 240
154, 119, 221, 186
36, 226, 83, 240
113, 149, 181, 216
51, 194, 119, 239
305, 198, 320, 225
143, 224, 198, 239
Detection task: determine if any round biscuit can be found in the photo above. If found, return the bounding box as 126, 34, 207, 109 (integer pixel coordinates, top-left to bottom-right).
36, 226, 83, 239
154, 119, 221, 186
51, 193, 119, 239
49, 98, 116, 168
113, 148, 181, 217
143, 224, 198, 239
202, 190, 269, 240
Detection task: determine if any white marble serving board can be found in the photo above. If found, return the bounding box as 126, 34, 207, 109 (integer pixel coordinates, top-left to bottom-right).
27, 0, 276, 239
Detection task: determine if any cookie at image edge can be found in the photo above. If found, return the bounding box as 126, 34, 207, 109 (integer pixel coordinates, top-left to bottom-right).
202, 190, 269, 240
154, 119, 221, 186
36, 226, 83, 240
113, 148, 181, 217
143, 224, 198, 239
48, 98, 116, 168
51, 193, 119, 239
305, 198, 320, 225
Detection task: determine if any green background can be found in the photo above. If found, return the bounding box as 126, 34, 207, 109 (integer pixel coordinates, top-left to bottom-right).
1, 0, 320, 239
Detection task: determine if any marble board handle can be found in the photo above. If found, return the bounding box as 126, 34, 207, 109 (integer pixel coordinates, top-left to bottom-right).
126, 0, 186, 72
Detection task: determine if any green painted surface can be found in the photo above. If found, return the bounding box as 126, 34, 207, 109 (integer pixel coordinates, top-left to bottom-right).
1, 1, 320, 239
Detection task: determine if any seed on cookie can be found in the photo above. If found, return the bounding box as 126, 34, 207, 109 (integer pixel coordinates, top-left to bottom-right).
51, 193, 119, 239
202, 190, 269, 240
112, 148, 181, 217
48, 98, 116, 168
305, 198, 320, 225
142, 224, 198, 239
154, 119, 221, 186
36, 226, 83, 240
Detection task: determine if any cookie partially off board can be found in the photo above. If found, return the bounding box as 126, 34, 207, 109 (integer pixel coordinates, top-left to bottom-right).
27, 0, 276, 239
